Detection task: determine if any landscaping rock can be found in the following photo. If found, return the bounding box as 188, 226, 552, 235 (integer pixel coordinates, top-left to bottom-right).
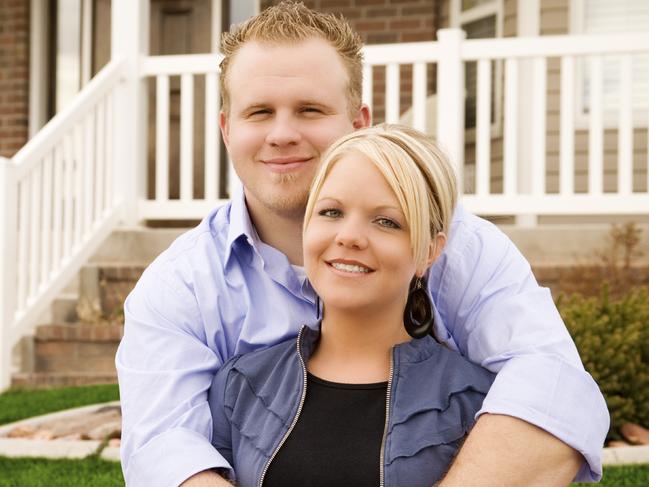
6, 425, 36, 438
607, 440, 632, 448
87, 419, 121, 440
5, 407, 121, 441
33, 429, 55, 440
621, 423, 649, 445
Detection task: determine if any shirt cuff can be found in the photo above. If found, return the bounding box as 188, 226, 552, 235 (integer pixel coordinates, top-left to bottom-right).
125, 427, 234, 487
476, 355, 609, 483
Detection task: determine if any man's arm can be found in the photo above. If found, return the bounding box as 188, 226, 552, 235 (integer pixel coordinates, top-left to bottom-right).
429, 207, 609, 483
440, 414, 582, 487
117, 264, 233, 486
181, 470, 232, 486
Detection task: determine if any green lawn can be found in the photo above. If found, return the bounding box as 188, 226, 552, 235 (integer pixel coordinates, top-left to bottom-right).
572, 464, 649, 486
0, 384, 119, 426
0, 456, 646, 487
0, 456, 124, 486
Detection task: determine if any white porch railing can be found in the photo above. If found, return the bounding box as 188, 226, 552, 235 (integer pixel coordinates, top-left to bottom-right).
0, 60, 128, 389
139, 54, 232, 220
139, 30, 649, 221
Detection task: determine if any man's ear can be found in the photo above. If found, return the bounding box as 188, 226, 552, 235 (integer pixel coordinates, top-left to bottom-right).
416, 232, 447, 277
352, 104, 372, 129
219, 111, 230, 149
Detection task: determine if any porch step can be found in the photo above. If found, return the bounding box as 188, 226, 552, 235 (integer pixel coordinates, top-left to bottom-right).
51, 293, 79, 324
28, 323, 123, 377
77, 264, 145, 322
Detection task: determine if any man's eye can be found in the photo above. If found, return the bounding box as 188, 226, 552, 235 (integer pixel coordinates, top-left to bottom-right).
376, 217, 400, 229
318, 208, 341, 218
249, 109, 270, 117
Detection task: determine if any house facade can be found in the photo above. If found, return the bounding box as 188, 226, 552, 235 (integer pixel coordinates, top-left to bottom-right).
0, 0, 648, 389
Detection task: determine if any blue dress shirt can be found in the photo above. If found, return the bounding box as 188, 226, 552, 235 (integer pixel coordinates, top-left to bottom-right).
116, 186, 609, 486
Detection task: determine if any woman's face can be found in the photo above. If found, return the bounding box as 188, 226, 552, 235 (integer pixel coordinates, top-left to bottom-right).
304, 152, 419, 315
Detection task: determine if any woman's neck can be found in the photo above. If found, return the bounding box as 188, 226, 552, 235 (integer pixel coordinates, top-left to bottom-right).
308, 305, 411, 384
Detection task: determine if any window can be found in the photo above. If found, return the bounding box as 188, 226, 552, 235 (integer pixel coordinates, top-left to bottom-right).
49, 0, 94, 115
572, 0, 649, 124
450, 0, 503, 130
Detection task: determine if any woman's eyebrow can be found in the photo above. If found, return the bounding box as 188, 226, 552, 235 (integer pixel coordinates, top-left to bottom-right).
315, 196, 341, 205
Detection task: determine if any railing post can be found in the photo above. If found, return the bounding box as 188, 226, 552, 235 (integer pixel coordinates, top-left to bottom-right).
111, 0, 150, 225
515, 0, 541, 227
436, 28, 466, 194
0, 158, 18, 391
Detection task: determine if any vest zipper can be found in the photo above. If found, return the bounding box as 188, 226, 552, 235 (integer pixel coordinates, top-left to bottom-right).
379, 348, 395, 487
258, 326, 309, 487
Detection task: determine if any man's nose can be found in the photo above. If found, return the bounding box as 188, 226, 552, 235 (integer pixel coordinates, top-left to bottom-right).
265, 114, 302, 146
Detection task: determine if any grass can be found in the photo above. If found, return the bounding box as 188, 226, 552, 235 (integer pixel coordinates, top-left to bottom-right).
0, 459, 645, 486
572, 464, 649, 486
0, 384, 120, 426
0, 456, 124, 486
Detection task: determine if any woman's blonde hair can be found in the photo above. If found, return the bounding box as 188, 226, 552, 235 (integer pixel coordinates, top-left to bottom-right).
304, 124, 458, 267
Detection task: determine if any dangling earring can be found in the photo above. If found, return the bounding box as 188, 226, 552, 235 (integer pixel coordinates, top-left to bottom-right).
403, 276, 435, 339
315, 293, 322, 321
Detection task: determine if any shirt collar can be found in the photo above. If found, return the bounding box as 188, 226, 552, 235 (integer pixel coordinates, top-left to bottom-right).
224, 185, 261, 266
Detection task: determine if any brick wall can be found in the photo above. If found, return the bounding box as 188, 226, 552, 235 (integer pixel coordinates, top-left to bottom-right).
260, 0, 448, 123
0, 0, 30, 158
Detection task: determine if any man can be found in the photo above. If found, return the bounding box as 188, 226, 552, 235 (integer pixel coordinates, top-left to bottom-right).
117, 3, 608, 486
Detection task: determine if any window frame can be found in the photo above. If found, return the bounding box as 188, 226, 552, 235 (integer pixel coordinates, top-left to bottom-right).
570, 0, 649, 129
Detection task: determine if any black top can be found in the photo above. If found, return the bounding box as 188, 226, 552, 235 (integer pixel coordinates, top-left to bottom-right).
263, 372, 388, 487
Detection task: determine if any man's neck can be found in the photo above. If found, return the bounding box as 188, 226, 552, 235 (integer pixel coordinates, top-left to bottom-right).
245, 198, 305, 266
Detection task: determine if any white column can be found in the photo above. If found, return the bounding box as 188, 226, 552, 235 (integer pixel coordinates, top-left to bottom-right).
111, 0, 150, 225
29, 0, 47, 137
515, 0, 540, 227
436, 29, 466, 194
0, 159, 18, 391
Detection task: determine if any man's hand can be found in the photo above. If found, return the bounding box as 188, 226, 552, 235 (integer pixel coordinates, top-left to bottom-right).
181, 470, 233, 486
438, 414, 583, 487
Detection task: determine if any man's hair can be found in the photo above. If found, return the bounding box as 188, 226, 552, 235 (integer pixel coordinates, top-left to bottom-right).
219, 1, 364, 117
304, 124, 458, 268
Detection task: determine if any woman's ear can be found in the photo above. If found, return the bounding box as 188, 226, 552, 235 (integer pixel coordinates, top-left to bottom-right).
416, 232, 447, 277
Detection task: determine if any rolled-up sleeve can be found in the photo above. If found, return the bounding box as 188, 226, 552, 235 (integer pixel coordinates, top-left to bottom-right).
116, 265, 232, 486
430, 208, 609, 483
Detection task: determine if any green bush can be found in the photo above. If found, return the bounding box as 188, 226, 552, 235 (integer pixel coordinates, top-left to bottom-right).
558, 286, 649, 440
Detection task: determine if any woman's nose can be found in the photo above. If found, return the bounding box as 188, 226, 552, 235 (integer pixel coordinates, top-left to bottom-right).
334, 220, 368, 249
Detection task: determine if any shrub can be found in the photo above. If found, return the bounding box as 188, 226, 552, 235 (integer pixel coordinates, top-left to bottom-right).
558, 286, 649, 440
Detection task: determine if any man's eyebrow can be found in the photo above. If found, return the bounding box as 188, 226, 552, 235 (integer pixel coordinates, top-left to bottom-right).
239, 103, 270, 113
298, 100, 334, 110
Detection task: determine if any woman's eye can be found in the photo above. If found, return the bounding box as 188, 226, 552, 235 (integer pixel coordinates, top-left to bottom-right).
376, 217, 400, 229
318, 208, 341, 218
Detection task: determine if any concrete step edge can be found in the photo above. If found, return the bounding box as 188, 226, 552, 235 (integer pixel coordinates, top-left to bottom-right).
34, 323, 123, 342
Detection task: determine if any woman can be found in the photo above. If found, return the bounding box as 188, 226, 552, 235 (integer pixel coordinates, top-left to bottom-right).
208, 124, 495, 487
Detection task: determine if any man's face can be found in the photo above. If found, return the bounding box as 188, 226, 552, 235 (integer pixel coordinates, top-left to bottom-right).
220, 38, 370, 219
